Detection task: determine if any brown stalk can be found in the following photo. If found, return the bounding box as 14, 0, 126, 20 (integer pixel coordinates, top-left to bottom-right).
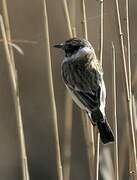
114, 0, 130, 99
94, 131, 100, 180
126, 0, 131, 97
81, 112, 95, 180
0, 15, 30, 180
63, 91, 73, 180
112, 43, 119, 180
114, 0, 137, 176
99, 0, 104, 66
42, 1, 63, 180
62, 0, 73, 38
81, 0, 88, 40
95, 1, 104, 180
2, 0, 16, 73
132, 95, 137, 147
61, 1, 74, 180
81, 0, 96, 179
126, 1, 137, 179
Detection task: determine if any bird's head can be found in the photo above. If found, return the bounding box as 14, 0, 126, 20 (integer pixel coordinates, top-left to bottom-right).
54, 38, 95, 58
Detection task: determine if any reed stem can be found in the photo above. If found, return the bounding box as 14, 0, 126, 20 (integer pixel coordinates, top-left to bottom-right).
95, 1, 104, 179
63, 91, 73, 180
95, 132, 100, 180
61, 1, 74, 180
99, 0, 104, 66
81, 0, 88, 40
62, 0, 73, 38
0, 15, 30, 180
132, 95, 137, 144
2, 0, 16, 72
81, 1, 95, 179
112, 43, 119, 180
114, 0, 137, 176
126, 0, 131, 98
42, 1, 63, 180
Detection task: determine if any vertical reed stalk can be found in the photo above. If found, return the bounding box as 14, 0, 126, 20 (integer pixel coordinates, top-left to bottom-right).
132, 95, 137, 143
61, 1, 74, 180
63, 93, 73, 180
94, 132, 100, 180
99, 0, 104, 66
126, 2, 137, 179
132, 94, 137, 135
0, 15, 30, 180
62, 0, 73, 38
114, 0, 130, 99
42, 1, 63, 180
112, 43, 119, 180
114, 0, 137, 176
81, 0, 88, 40
95, 1, 104, 180
81, 111, 95, 180
63, 0, 78, 178
81, 1, 95, 179
2, 0, 16, 69
126, 0, 131, 97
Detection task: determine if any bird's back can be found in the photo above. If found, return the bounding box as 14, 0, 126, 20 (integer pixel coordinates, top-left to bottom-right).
61, 56, 102, 92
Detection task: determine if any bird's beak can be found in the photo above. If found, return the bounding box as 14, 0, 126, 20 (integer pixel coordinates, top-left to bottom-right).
53, 43, 64, 49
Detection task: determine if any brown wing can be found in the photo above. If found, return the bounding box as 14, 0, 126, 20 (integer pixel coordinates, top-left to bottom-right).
62, 59, 102, 110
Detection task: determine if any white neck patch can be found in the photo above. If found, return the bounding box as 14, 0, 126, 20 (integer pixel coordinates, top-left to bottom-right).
63, 46, 93, 62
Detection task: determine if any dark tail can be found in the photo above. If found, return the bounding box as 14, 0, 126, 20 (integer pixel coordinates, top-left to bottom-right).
91, 109, 114, 144
97, 120, 114, 144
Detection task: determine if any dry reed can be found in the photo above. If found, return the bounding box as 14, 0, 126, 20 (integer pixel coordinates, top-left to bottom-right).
61, 1, 73, 180
42, 1, 63, 180
115, 0, 137, 176
132, 95, 137, 143
62, 0, 73, 38
112, 43, 119, 180
81, 0, 88, 40
95, 1, 104, 180
81, 1, 96, 179
126, 0, 131, 98
63, 1, 78, 179
2, 0, 16, 70
63, 93, 73, 180
0, 15, 30, 180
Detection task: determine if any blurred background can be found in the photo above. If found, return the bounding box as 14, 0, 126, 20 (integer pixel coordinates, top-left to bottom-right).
0, 0, 137, 180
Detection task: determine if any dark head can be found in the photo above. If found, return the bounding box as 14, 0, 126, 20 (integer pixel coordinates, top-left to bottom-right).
54, 38, 93, 57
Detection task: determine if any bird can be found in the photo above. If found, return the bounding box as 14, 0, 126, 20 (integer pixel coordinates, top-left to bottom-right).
54, 38, 114, 144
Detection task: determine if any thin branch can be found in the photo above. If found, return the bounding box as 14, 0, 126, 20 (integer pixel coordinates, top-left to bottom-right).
2, 0, 16, 72
81, 1, 95, 179
95, 132, 100, 180
63, 91, 73, 180
95, 1, 104, 180
99, 0, 104, 66
81, 0, 88, 40
61, 0, 73, 38
132, 95, 137, 133
126, 2, 137, 179
112, 42, 119, 180
114, 0, 130, 100
61, 1, 75, 180
81, 112, 95, 180
114, 0, 137, 175
42, 1, 63, 180
0, 15, 30, 180
126, 0, 131, 98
